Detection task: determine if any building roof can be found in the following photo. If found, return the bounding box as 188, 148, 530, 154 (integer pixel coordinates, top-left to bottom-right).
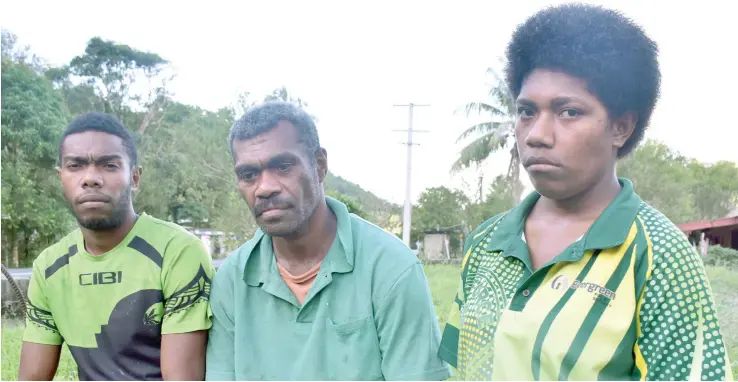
677, 216, 738, 233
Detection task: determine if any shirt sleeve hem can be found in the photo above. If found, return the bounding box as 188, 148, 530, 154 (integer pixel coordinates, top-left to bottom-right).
390, 365, 453, 381
21, 336, 63, 346
161, 321, 212, 335
205, 371, 236, 381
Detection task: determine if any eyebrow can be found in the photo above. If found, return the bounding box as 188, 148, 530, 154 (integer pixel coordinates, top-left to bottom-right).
62, 154, 124, 164
516, 96, 585, 109
234, 153, 298, 174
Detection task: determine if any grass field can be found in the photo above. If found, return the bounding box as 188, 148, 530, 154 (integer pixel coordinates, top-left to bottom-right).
2, 264, 736, 380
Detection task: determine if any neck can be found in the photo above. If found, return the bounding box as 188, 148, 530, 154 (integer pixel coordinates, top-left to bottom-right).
80, 210, 138, 256
272, 199, 338, 265
537, 172, 621, 220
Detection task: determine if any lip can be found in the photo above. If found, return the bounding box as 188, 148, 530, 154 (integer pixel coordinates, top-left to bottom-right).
523, 156, 561, 170
260, 208, 286, 218
77, 194, 110, 204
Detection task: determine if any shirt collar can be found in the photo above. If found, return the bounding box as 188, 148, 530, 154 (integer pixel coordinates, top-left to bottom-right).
243, 196, 355, 286
485, 178, 642, 254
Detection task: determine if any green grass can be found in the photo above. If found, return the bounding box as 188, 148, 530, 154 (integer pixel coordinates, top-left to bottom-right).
2, 264, 736, 379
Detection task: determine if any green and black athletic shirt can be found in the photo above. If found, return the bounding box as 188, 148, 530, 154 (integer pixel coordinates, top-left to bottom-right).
23, 213, 215, 381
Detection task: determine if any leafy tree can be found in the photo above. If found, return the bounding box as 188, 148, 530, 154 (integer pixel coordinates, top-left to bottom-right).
453, 66, 521, 203
688, 160, 738, 220
412, 186, 470, 249
618, 140, 697, 224
326, 191, 367, 219
1, 56, 75, 267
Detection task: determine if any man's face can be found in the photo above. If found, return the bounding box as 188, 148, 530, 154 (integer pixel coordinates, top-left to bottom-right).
515, 69, 635, 200
58, 131, 141, 230
232, 121, 327, 237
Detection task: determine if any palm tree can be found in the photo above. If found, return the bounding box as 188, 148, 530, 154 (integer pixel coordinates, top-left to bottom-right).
451, 67, 522, 203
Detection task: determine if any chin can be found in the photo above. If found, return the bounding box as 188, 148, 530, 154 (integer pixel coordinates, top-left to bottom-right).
529, 176, 575, 201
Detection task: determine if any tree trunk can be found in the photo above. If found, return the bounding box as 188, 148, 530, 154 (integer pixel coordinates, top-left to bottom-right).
12, 235, 20, 268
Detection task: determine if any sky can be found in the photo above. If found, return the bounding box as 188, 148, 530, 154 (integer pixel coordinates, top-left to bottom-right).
2, 0, 736, 205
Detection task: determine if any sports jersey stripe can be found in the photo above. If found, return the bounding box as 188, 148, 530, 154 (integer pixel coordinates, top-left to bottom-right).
633, 215, 654, 380
45, 244, 78, 279
597, 317, 638, 380
535, 239, 630, 380
559, 227, 638, 380
128, 236, 163, 268
531, 250, 600, 380
594, 218, 649, 380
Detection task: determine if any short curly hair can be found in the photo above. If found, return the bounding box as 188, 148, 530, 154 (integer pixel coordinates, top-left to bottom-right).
504, 3, 661, 157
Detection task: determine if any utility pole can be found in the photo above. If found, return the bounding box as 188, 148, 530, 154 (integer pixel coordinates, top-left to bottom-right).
393, 103, 429, 247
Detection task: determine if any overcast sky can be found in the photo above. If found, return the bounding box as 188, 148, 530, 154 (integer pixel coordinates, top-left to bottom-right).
3, 0, 736, 205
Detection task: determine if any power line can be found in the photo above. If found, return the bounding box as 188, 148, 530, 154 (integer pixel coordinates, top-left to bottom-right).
393, 103, 429, 247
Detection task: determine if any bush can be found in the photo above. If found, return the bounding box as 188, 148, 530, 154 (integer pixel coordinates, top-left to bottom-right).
704, 245, 738, 269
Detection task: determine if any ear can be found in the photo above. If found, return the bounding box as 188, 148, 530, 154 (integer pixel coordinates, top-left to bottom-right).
131, 166, 143, 192
316, 148, 328, 183
611, 112, 637, 150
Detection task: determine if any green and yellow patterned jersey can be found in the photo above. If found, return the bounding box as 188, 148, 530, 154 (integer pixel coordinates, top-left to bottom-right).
23, 213, 214, 381
439, 178, 733, 381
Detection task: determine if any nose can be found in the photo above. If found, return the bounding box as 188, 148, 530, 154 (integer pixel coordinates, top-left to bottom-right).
81, 167, 103, 189
254, 171, 281, 199
523, 111, 555, 149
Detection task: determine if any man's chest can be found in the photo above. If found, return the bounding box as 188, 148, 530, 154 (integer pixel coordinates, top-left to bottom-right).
48, 258, 164, 346
231, 276, 383, 380
458, 248, 639, 380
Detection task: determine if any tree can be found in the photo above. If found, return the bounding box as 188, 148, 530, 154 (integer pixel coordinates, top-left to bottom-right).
453, 66, 521, 203
688, 160, 738, 220
412, 186, 470, 249
466, 175, 518, 230
1, 56, 75, 267
63, 37, 173, 133
326, 191, 367, 219
617, 140, 697, 224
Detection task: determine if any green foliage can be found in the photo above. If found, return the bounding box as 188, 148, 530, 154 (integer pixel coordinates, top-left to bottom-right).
0, 34, 401, 265
326, 191, 367, 219
618, 140, 738, 224
704, 245, 738, 270
1, 56, 76, 267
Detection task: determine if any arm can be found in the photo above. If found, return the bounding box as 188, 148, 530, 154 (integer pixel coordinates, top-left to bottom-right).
205, 257, 237, 381
160, 237, 216, 381
18, 343, 61, 381
635, 235, 733, 381
19, 258, 63, 380
375, 263, 452, 381
161, 331, 208, 380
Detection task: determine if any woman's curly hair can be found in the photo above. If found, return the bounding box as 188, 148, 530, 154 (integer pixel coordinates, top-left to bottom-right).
505, 3, 661, 157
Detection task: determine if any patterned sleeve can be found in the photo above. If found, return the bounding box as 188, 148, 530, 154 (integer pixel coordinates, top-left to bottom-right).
23, 256, 63, 345
160, 235, 215, 335
635, 216, 733, 381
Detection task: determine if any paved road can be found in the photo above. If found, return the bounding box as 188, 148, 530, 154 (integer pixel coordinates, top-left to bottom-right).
5, 259, 226, 280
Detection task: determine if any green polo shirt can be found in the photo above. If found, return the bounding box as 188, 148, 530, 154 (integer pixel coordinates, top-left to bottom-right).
206, 197, 451, 381
439, 178, 733, 381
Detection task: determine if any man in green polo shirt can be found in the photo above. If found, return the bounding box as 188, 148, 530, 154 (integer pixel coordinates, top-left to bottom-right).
439, 4, 733, 381
206, 101, 451, 380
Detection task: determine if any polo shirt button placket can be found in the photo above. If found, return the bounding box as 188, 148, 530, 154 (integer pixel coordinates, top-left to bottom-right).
522, 289, 531, 297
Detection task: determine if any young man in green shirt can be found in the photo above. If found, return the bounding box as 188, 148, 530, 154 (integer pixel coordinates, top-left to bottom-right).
439, 4, 733, 381
206, 101, 450, 380
19, 112, 214, 380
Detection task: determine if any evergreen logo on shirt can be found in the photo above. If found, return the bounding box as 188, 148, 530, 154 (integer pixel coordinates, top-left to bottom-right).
551, 275, 616, 303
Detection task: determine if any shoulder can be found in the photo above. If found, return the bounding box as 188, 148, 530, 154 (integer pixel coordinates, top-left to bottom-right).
32, 229, 80, 274
467, 212, 508, 245
635, 202, 697, 262
214, 232, 263, 279
136, 214, 206, 256
350, 213, 419, 270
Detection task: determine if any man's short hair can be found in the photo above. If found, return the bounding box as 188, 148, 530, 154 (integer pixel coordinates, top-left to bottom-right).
59, 112, 138, 167
229, 101, 320, 163
504, 3, 661, 157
